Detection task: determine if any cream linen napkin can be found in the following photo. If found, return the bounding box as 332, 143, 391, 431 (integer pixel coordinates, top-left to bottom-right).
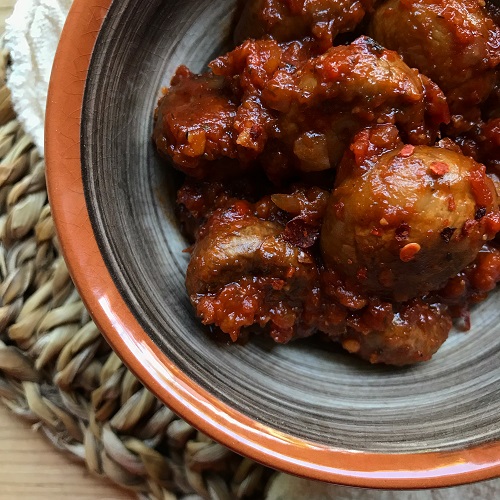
4, 0, 71, 155
5, 1, 499, 498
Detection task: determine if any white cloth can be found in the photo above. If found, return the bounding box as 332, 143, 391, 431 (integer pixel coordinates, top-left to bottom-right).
4, 1, 499, 499
4, 0, 72, 156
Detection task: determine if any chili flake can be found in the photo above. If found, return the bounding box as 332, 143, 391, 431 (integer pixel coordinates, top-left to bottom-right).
399, 145, 415, 158
400, 243, 421, 262
430, 161, 449, 176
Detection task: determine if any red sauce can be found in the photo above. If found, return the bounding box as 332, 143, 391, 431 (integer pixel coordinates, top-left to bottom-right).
154, 0, 500, 366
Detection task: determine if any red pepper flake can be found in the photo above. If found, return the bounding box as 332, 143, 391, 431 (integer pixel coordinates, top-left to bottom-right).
350, 129, 370, 166
430, 161, 449, 176
469, 167, 493, 206
232, 200, 253, 216
271, 279, 285, 291
398, 145, 415, 158
485, 211, 500, 235
324, 60, 342, 80
400, 242, 421, 262
371, 227, 383, 236
448, 195, 456, 212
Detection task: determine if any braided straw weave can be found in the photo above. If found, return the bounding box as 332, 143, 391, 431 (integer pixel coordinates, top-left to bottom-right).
0, 49, 274, 499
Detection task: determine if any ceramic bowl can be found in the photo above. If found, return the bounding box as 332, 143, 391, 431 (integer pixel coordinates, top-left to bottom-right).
45, 0, 500, 488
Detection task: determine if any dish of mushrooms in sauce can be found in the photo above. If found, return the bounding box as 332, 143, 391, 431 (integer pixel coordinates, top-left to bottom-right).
153, 0, 500, 366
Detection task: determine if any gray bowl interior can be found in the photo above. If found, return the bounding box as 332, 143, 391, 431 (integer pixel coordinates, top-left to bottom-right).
81, 0, 500, 453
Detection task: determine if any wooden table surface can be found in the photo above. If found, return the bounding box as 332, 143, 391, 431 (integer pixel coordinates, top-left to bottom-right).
0, 1, 133, 498
0, 406, 135, 499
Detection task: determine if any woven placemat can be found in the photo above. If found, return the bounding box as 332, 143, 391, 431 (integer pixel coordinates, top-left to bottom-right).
0, 49, 275, 499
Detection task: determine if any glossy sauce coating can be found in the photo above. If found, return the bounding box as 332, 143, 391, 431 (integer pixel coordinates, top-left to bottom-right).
370, 0, 500, 133
154, 0, 500, 365
321, 145, 499, 301
235, 0, 378, 49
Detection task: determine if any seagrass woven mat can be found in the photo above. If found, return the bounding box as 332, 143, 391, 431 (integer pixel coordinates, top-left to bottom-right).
0, 48, 275, 499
